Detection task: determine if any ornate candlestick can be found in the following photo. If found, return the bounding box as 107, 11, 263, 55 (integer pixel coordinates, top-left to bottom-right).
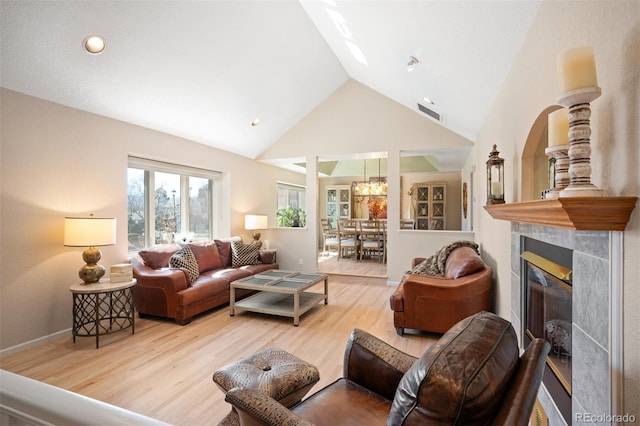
544, 145, 570, 199
556, 87, 604, 197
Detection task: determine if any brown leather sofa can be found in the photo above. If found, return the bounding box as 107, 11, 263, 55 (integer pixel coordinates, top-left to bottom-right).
130, 238, 277, 325
224, 311, 550, 426
390, 246, 492, 334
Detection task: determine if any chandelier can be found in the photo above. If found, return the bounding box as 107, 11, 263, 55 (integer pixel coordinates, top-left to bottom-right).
353, 159, 387, 196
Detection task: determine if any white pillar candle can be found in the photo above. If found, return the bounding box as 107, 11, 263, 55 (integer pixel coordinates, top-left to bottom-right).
558, 47, 598, 93
492, 181, 503, 197
548, 108, 569, 147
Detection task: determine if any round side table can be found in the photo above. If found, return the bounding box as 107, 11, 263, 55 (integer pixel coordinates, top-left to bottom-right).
69, 278, 136, 349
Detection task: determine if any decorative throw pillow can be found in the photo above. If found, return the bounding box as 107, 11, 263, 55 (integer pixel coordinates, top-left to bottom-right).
188, 243, 223, 273
231, 240, 261, 268
215, 239, 233, 267
444, 247, 485, 279
169, 245, 200, 283
138, 244, 181, 269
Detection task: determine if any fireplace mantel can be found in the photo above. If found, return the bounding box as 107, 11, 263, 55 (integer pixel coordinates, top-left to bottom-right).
484, 196, 637, 231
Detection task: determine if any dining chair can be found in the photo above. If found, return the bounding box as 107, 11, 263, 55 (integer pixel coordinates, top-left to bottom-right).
337, 219, 360, 261
359, 220, 385, 262
320, 218, 339, 254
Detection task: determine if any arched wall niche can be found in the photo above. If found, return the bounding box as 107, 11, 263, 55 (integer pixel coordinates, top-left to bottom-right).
521, 105, 562, 201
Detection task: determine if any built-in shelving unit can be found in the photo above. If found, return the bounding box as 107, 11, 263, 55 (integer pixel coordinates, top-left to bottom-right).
325, 185, 351, 228
483, 197, 637, 231
412, 182, 446, 230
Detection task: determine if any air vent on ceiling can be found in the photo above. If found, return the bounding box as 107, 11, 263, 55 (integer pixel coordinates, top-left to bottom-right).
417, 103, 441, 122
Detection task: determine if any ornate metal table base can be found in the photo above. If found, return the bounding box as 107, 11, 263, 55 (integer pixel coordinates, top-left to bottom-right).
70, 279, 136, 349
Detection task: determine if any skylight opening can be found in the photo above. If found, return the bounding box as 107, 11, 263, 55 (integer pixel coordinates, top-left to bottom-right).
325, 9, 353, 40
325, 7, 368, 66
346, 41, 368, 66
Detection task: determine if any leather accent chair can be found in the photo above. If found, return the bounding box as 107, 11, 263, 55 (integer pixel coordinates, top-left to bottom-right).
390, 246, 492, 335
224, 311, 550, 426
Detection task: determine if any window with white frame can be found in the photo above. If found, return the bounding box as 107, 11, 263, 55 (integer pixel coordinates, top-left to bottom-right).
127, 157, 221, 252
276, 181, 306, 228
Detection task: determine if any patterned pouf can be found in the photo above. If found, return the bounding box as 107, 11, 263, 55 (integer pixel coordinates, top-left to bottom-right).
213, 348, 320, 426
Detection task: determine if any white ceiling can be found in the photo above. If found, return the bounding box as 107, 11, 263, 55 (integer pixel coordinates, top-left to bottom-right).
1, 1, 541, 165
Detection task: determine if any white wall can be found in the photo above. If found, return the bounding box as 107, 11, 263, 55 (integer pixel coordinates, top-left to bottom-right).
261, 79, 477, 283
1, 79, 475, 352
260, 79, 474, 160
0, 88, 305, 350
470, 1, 640, 417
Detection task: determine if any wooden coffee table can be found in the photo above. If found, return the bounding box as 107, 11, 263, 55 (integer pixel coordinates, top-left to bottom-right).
230, 270, 328, 326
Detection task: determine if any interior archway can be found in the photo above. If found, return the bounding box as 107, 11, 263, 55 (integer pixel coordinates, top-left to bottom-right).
521, 105, 562, 201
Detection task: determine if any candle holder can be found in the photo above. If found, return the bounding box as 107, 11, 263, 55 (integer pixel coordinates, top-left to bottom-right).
544, 145, 569, 199
557, 87, 604, 197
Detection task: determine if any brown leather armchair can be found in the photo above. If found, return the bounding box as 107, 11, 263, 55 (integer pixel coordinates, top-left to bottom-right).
390, 246, 492, 334
224, 312, 549, 426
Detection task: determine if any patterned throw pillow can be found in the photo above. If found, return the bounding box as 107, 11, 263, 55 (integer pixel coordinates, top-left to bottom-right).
231, 240, 262, 268
169, 245, 200, 283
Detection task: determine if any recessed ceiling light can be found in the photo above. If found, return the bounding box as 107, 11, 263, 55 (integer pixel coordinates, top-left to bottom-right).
83, 35, 106, 54
251, 118, 261, 126
423, 97, 434, 105
407, 56, 420, 72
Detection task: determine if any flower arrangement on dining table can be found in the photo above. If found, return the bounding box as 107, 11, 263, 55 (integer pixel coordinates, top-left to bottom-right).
367, 197, 387, 219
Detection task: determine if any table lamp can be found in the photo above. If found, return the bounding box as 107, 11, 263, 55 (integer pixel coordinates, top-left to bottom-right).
64, 214, 117, 284
244, 215, 268, 247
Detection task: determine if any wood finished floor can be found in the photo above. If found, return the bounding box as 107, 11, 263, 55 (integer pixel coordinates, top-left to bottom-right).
316, 251, 387, 278
0, 275, 438, 426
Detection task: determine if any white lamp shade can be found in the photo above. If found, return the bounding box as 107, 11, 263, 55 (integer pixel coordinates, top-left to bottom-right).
64, 217, 117, 247
244, 215, 268, 230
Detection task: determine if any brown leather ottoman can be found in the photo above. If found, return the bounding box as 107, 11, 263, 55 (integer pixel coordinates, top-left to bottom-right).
213, 348, 320, 426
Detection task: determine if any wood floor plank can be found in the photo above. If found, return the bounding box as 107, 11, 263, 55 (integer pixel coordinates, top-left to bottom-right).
0, 275, 438, 425
317, 252, 387, 278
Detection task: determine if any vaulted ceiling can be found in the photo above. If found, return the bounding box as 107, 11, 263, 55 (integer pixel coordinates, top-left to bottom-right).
1, 1, 541, 164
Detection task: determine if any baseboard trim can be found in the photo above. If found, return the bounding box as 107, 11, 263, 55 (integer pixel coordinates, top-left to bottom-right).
0, 329, 70, 357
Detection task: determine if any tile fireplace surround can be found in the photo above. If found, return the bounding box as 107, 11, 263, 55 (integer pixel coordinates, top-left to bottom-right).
511, 223, 622, 425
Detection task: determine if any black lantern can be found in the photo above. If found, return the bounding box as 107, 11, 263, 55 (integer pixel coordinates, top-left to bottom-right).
486, 144, 505, 205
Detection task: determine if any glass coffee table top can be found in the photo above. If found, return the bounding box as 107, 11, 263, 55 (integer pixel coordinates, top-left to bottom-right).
235, 276, 275, 286
230, 270, 329, 326
256, 270, 295, 278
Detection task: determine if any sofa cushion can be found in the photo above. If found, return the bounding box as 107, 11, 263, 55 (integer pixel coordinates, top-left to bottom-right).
231, 240, 262, 268
189, 242, 223, 273
292, 378, 392, 424
444, 246, 485, 279
138, 244, 181, 269
240, 263, 278, 275
388, 311, 519, 425
208, 268, 253, 282
215, 240, 233, 267
169, 245, 200, 283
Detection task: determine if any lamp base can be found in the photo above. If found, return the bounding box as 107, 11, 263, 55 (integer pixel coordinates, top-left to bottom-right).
251, 230, 262, 248
79, 246, 105, 284
79, 264, 106, 284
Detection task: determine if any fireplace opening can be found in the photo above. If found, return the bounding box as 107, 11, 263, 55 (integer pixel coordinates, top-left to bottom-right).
521, 237, 572, 424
